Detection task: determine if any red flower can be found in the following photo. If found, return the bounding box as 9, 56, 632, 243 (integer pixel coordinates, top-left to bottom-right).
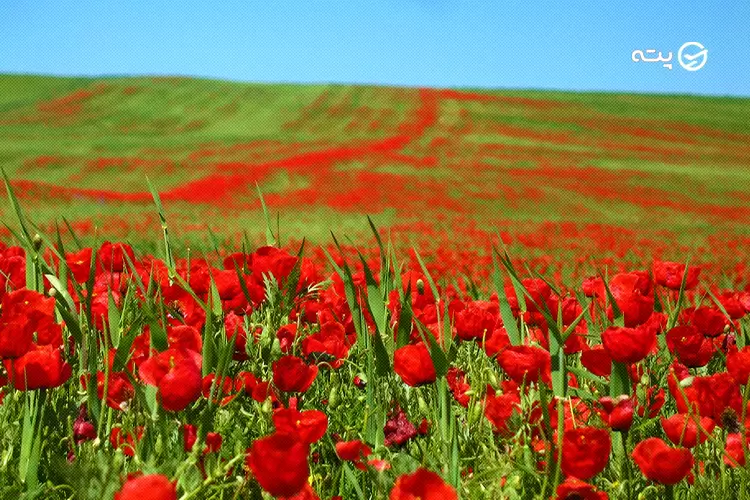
601, 325, 655, 364
632, 437, 693, 485
497, 345, 551, 385
183, 424, 222, 454
393, 343, 436, 387
484, 389, 521, 435
446, 367, 471, 407
114, 474, 176, 500
110, 427, 144, 457
167, 325, 202, 354
302, 321, 349, 368
389, 468, 457, 500
727, 346, 750, 385
454, 300, 499, 341
138, 348, 202, 412
384, 408, 418, 447
202, 374, 238, 406
225, 311, 250, 360
73, 405, 96, 444
81, 371, 134, 410
561, 427, 611, 480
335, 440, 373, 470
689, 307, 730, 337
666, 325, 714, 368
282, 484, 320, 500
273, 408, 328, 445
724, 433, 747, 467
276, 324, 298, 353
0, 289, 61, 358
246, 432, 310, 497
273, 355, 318, 393
598, 396, 634, 431
580, 346, 612, 377
5, 344, 72, 390
66, 247, 93, 283
653, 261, 700, 290
556, 477, 608, 500
661, 414, 715, 448
98, 241, 135, 273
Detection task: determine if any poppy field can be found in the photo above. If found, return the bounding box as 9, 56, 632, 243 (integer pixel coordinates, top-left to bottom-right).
0, 75, 749, 499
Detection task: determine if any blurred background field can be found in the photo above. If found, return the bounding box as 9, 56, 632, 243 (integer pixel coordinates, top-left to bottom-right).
1, 74, 748, 280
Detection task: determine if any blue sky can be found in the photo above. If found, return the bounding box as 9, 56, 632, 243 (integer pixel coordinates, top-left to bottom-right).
1, 1, 748, 96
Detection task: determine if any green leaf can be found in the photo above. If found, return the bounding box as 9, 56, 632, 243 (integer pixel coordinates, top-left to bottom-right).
610, 361, 631, 397
414, 318, 449, 378
598, 271, 624, 327
146, 176, 176, 272
492, 248, 520, 346
2, 168, 33, 245
396, 281, 413, 349
256, 183, 277, 247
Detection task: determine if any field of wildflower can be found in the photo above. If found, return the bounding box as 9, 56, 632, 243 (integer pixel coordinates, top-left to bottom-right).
0, 76, 749, 499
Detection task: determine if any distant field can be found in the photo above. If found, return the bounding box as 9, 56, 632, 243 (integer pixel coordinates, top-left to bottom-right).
0, 74, 748, 278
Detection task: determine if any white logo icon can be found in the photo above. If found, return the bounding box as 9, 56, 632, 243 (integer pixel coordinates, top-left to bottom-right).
678, 42, 708, 71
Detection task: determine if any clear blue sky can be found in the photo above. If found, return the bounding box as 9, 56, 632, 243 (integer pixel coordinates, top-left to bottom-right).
1, 0, 748, 96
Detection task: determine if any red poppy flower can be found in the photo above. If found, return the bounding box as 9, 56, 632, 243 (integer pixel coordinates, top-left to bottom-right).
335, 440, 373, 470
83, 371, 134, 410
556, 477, 608, 500
114, 474, 176, 500
482, 327, 511, 358
661, 414, 715, 448
276, 324, 298, 353
601, 325, 655, 364
581, 346, 612, 377
454, 300, 499, 341
98, 241, 135, 273
446, 367, 471, 407
225, 311, 249, 360
138, 348, 202, 412
0, 288, 60, 358
632, 437, 693, 485
669, 371, 742, 423
246, 432, 310, 497
73, 405, 96, 444
282, 484, 321, 500
110, 427, 144, 457
5, 344, 72, 390
689, 307, 730, 337
727, 346, 750, 385
167, 325, 202, 354
251, 246, 299, 289
653, 261, 700, 290
636, 386, 665, 418
183, 424, 222, 454
724, 433, 747, 467
484, 389, 521, 435
384, 408, 418, 447
393, 343, 436, 387
561, 427, 611, 480
666, 325, 714, 368
273, 408, 328, 444
390, 468, 457, 500
302, 321, 349, 368
497, 345, 551, 385
202, 374, 238, 406
273, 355, 318, 393
66, 247, 93, 283
598, 396, 634, 431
